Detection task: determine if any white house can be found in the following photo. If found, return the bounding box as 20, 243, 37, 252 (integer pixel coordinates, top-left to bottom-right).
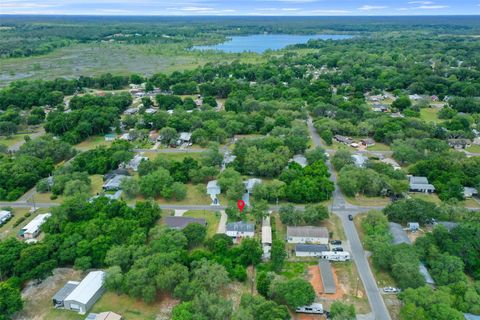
287, 226, 329, 244
226, 221, 255, 242
61, 271, 106, 314
20, 213, 51, 239
320, 251, 351, 262
177, 132, 192, 146
295, 244, 329, 257
206, 180, 221, 205
0, 210, 12, 224
409, 176, 435, 193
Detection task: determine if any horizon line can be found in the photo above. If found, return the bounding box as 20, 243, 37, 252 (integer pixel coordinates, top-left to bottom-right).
1, 14, 479, 17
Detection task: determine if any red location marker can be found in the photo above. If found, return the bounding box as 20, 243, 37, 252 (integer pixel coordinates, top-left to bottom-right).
237, 200, 245, 212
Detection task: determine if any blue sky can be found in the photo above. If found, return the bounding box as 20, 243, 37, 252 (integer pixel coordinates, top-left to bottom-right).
1, 0, 479, 15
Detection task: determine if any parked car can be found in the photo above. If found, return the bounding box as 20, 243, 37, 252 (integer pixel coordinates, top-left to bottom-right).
348, 214, 354, 221
383, 287, 400, 293
332, 247, 344, 252
330, 240, 342, 245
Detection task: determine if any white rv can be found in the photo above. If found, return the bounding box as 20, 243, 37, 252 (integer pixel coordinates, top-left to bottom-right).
320, 251, 351, 262
296, 303, 323, 314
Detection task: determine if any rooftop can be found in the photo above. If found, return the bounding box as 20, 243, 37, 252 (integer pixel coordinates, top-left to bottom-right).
21, 213, 51, 235
318, 259, 336, 294
226, 221, 255, 233
65, 271, 105, 305
287, 226, 329, 238
262, 226, 272, 244
52, 281, 79, 303
295, 243, 329, 253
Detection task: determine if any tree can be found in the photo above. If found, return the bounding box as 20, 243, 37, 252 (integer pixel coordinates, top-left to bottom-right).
332, 150, 353, 171
63, 179, 90, 197
279, 204, 302, 226
384, 199, 438, 225
429, 254, 467, 285
271, 240, 286, 273
392, 96, 412, 111
120, 178, 139, 199
159, 127, 179, 145
305, 147, 327, 165
330, 302, 356, 320
233, 294, 289, 320
0, 282, 23, 320
250, 199, 269, 223
238, 238, 263, 266
271, 278, 315, 309
256, 271, 273, 298
182, 223, 207, 248
303, 204, 329, 224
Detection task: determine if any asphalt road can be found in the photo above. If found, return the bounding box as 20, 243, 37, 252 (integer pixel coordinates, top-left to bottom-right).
307, 117, 391, 320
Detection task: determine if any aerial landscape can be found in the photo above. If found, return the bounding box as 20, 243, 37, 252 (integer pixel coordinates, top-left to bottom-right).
0, 1, 480, 320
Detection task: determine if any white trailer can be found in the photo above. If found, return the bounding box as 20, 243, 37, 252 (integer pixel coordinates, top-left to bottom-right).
320, 251, 350, 262
296, 303, 323, 314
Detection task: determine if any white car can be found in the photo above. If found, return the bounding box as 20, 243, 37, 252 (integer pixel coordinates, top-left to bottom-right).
383, 287, 400, 293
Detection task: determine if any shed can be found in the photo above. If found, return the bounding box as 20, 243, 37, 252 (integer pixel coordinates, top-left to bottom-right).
407, 222, 420, 231
63, 271, 106, 314
165, 216, 206, 230
178, 132, 192, 142
53, 281, 80, 308
0, 210, 12, 224
360, 138, 375, 147
318, 259, 336, 294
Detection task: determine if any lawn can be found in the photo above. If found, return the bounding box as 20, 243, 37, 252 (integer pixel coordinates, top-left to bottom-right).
409, 193, 442, 205
75, 135, 112, 151
0, 207, 52, 240
367, 143, 391, 152
155, 183, 211, 206
280, 261, 318, 279
420, 108, 442, 123
143, 152, 205, 162
325, 214, 346, 240
466, 145, 480, 153
33, 174, 104, 203
0, 134, 30, 148
346, 195, 391, 207
334, 262, 371, 315
183, 210, 221, 237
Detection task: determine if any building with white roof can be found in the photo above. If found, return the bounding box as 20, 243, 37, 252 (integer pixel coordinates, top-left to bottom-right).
287, 226, 329, 244
62, 271, 106, 314
226, 221, 255, 242
409, 176, 435, 193
206, 180, 221, 205
0, 210, 12, 224
19, 213, 51, 239
125, 154, 148, 171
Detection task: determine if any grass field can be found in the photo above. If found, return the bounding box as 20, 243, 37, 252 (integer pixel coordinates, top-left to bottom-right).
0, 134, 30, 147
75, 135, 112, 151
33, 174, 104, 203
155, 183, 211, 205
466, 145, 480, 153
346, 195, 391, 207
409, 193, 442, 204
367, 143, 391, 152
183, 210, 221, 237
420, 108, 442, 123
143, 151, 205, 162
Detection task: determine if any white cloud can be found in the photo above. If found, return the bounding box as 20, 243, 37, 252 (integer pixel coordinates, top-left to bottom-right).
358, 5, 388, 11
309, 9, 351, 14
408, 1, 434, 4
417, 5, 449, 9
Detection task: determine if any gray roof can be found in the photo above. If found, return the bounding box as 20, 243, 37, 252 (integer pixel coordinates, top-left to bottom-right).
388, 222, 411, 245
318, 259, 336, 294
103, 175, 130, 189
52, 281, 79, 303
409, 176, 429, 184
410, 183, 435, 191
226, 221, 255, 232
295, 244, 329, 253
435, 221, 459, 232
165, 216, 206, 229
244, 178, 261, 191
287, 226, 329, 239
65, 271, 105, 305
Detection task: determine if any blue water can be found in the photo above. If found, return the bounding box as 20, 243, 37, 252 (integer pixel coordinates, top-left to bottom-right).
192, 34, 352, 53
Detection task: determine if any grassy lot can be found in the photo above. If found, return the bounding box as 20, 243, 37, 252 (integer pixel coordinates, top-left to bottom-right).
33, 174, 104, 203
367, 143, 391, 152
280, 261, 318, 279
0, 134, 30, 148
326, 213, 346, 240
75, 135, 112, 151
346, 195, 391, 207
466, 145, 480, 153
143, 152, 205, 162
420, 108, 442, 123
334, 262, 371, 314
156, 183, 211, 206
0, 207, 52, 240
183, 210, 221, 237
409, 193, 442, 204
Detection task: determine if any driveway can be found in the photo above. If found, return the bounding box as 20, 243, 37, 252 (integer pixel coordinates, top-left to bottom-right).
216, 210, 227, 234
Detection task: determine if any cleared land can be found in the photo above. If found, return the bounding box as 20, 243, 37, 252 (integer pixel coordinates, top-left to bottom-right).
183, 209, 221, 237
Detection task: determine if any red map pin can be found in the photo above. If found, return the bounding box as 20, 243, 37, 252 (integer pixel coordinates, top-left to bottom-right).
237, 200, 245, 212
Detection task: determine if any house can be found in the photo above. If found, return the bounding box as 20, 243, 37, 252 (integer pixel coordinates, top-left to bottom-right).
225, 221, 255, 241
381, 158, 401, 170
144, 108, 157, 114
352, 154, 368, 167
390, 112, 404, 118
371, 104, 388, 112
165, 216, 207, 230
149, 130, 159, 143
59, 271, 106, 314
206, 180, 221, 205
90, 190, 122, 203
103, 175, 130, 191
125, 154, 148, 171
294, 244, 329, 257
124, 107, 139, 115
409, 176, 435, 193
318, 259, 336, 294
407, 222, 420, 231
177, 132, 192, 146
320, 251, 351, 262
334, 135, 353, 145
85, 312, 122, 320
463, 187, 478, 198
431, 95, 440, 102
409, 94, 422, 101
0, 210, 12, 225
448, 139, 471, 150
103, 169, 129, 181
287, 226, 329, 244
292, 154, 307, 168
19, 213, 51, 239
464, 314, 480, 320
360, 138, 375, 147
104, 134, 116, 141
243, 178, 261, 206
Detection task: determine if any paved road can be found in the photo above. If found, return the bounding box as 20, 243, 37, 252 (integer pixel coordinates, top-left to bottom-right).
133, 148, 206, 153
8, 128, 46, 152
307, 117, 391, 320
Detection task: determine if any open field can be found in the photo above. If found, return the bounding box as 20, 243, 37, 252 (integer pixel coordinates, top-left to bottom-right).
366, 143, 391, 152
143, 151, 205, 162
183, 210, 221, 237
75, 135, 113, 151
420, 108, 442, 123
32, 174, 104, 203
466, 145, 480, 153
346, 195, 391, 207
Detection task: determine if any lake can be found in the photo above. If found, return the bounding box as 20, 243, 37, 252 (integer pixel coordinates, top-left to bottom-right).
192, 34, 352, 53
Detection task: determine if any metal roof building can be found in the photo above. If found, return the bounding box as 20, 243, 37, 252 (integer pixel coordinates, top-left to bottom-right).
63, 271, 106, 314
295, 244, 329, 257
319, 259, 336, 294
52, 281, 80, 308
20, 213, 51, 239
